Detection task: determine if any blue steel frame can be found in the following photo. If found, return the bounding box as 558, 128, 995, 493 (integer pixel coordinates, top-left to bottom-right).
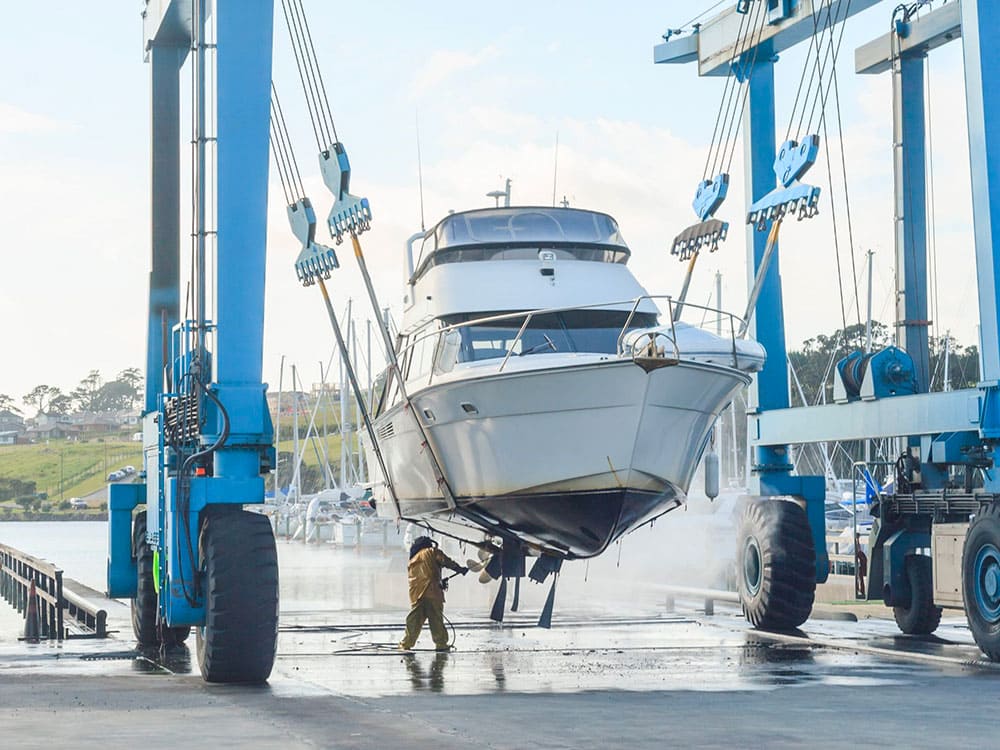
895, 54, 930, 395
657, 5, 850, 580
657, 1, 1000, 584
108, 0, 276, 627
963, 0, 1000, 486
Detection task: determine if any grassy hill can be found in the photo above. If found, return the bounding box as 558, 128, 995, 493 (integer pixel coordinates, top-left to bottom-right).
0, 440, 142, 505
0, 428, 360, 511
0, 384, 370, 506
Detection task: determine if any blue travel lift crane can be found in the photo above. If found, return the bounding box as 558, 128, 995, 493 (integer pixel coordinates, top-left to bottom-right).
657, 0, 1000, 660
106, 0, 280, 683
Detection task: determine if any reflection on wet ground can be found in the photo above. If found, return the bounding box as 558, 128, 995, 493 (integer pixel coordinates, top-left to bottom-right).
1, 541, 997, 700
269, 609, 940, 697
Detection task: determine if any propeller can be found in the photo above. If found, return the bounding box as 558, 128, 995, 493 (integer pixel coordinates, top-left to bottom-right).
469, 545, 502, 582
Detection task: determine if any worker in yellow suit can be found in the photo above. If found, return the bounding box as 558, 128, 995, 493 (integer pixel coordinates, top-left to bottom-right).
399, 536, 467, 651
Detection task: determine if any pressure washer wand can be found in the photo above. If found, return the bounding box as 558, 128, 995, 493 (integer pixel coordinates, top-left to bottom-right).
440, 570, 463, 591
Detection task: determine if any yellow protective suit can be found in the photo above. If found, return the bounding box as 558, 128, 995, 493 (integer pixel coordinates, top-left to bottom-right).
400, 547, 462, 650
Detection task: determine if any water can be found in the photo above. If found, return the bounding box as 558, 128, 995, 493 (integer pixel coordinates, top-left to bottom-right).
0, 506, 741, 648
0, 521, 108, 591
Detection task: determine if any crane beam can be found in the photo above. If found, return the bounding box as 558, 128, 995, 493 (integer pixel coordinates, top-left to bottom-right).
655, 0, 883, 77
752, 389, 982, 445
855, 1, 962, 75
142, 0, 194, 55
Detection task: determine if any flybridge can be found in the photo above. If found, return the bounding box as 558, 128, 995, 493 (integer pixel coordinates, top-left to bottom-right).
412, 207, 631, 281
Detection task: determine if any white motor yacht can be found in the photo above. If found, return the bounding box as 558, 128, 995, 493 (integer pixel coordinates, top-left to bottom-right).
366, 206, 764, 561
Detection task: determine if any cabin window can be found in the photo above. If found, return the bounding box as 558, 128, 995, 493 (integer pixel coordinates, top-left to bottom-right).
443, 310, 659, 363
402, 324, 442, 382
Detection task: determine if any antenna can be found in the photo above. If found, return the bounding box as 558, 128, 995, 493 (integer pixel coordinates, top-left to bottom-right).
416, 112, 426, 231
551, 131, 560, 207
487, 178, 512, 207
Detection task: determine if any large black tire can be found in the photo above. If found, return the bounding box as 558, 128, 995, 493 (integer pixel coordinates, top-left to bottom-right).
197, 508, 279, 683
132, 510, 194, 648
893, 555, 942, 635
737, 499, 816, 631
963, 503, 1000, 661
131, 511, 158, 646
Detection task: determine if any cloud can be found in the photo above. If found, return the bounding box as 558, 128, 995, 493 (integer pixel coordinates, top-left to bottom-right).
409, 45, 501, 98
0, 158, 147, 410
0, 103, 72, 135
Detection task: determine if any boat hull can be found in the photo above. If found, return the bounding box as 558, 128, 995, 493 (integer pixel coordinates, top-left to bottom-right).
368, 358, 750, 557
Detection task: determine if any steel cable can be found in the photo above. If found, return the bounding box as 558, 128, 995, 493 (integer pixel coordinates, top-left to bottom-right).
794, 0, 838, 139
715, 1, 769, 175
805, 0, 853, 137
281, 0, 339, 151
290, 0, 339, 143
703, 5, 752, 180
723, 0, 771, 174
829, 48, 863, 333
272, 84, 306, 197
269, 85, 307, 206
280, 0, 329, 151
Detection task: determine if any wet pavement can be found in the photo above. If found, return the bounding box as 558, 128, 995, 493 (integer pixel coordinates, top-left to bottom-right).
3, 537, 1000, 748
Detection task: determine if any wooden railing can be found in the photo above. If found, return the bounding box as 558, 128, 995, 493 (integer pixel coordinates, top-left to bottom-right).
0, 543, 107, 639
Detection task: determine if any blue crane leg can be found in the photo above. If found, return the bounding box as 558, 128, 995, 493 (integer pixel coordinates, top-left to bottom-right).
213, 0, 275, 477
962, 0, 1000, 486
145, 45, 183, 413
743, 59, 827, 580
109, 42, 185, 601
964, 1, 1000, 389
743, 60, 790, 430
896, 54, 930, 394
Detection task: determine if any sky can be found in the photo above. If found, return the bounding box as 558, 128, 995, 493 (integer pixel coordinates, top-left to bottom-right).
0, 0, 979, 412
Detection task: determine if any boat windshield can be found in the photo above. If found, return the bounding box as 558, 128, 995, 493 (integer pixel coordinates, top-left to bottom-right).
414, 207, 629, 280
442, 310, 659, 362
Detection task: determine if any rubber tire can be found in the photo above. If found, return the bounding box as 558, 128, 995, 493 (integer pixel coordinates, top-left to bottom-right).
196, 508, 279, 683
963, 503, 1000, 661
892, 555, 942, 635
132, 511, 194, 647
737, 499, 816, 631
160, 623, 191, 646
131, 511, 158, 646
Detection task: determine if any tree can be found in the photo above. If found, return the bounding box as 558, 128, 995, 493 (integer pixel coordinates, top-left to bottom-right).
94, 380, 133, 412
928, 335, 981, 392
48, 393, 73, 416
23, 384, 63, 415
788, 321, 892, 407
116, 368, 144, 410
0, 394, 21, 415
71, 370, 104, 413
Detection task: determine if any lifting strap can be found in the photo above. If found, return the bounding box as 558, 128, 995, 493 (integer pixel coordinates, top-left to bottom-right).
276, 0, 458, 511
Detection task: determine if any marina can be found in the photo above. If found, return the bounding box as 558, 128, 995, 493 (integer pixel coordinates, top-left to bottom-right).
5, 0, 1000, 746
3, 522, 1000, 747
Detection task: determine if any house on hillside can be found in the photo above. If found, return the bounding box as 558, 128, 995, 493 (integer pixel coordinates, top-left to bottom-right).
24, 423, 83, 441
117, 410, 142, 427
68, 412, 120, 435
0, 410, 26, 434
0, 430, 21, 445
30, 413, 72, 430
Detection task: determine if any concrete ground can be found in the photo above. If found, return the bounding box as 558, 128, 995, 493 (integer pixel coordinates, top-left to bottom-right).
2, 538, 999, 749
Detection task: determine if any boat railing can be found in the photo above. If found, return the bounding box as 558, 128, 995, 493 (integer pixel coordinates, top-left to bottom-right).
378, 295, 747, 399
